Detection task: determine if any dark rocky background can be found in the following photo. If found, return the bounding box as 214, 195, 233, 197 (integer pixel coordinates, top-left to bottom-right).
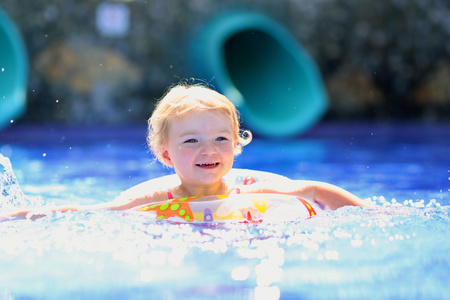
2, 0, 449, 126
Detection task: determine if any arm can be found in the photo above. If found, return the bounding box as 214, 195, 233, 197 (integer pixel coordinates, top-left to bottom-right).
1, 181, 168, 221
1, 205, 84, 221
240, 180, 369, 210
298, 180, 368, 210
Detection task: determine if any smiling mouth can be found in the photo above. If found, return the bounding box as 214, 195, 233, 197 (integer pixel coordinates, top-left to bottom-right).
196, 163, 219, 168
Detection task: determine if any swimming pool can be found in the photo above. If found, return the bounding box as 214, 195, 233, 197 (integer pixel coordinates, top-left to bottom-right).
1, 122, 449, 299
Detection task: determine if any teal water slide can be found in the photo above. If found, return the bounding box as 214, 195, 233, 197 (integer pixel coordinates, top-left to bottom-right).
190, 11, 328, 138
0, 8, 28, 129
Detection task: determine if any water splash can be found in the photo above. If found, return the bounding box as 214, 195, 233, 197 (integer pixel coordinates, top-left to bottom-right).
0, 154, 43, 210
0, 154, 25, 209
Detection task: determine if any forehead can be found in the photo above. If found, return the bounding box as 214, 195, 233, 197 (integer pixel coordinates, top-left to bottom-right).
168, 110, 233, 134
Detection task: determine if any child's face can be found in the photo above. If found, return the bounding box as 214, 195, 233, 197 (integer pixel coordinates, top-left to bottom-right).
161, 110, 237, 187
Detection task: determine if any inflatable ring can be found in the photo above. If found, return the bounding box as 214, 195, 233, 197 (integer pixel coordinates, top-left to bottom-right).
131, 169, 322, 223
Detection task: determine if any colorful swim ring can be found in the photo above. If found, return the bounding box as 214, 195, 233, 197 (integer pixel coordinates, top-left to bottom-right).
131, 169, 323, 223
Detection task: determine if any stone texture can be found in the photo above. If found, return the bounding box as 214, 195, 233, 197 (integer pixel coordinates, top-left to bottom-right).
411, 62, 450, 120
33, 39, 143, 123
326, 70, 385, 118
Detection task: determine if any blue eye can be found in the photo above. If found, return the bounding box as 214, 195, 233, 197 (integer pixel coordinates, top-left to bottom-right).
216, 137, 228, 141
184, 139, 197, 143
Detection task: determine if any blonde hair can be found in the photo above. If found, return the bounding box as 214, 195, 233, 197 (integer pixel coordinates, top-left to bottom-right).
147, 82, 252, 165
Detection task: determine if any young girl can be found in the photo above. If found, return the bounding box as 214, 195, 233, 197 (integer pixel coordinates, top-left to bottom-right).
2, 82, 367, 220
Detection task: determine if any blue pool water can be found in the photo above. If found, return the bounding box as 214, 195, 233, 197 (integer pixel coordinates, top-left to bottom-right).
1, 122, 449, 299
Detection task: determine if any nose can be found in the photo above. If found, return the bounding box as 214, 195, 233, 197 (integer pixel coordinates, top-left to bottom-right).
200, 141, 217, 155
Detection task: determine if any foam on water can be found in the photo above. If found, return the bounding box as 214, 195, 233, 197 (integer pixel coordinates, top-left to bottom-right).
1, 208, 449, 299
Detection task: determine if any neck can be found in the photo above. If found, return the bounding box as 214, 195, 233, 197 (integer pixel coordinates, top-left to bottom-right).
176, 181, 229, 197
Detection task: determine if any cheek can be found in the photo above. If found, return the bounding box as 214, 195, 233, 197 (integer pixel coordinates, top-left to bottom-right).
172, 146, 195, 162
222, 144, 236, 157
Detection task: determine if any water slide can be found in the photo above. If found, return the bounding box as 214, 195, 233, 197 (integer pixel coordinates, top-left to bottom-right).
0, 8, 28, 130
190, 11, 328, 137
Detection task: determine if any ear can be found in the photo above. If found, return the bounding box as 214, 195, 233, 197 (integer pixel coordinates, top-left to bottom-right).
233, 138, 238, 152
160, 147, 174, 166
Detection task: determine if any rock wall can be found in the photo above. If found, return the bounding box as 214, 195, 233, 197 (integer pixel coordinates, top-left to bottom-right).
1, 0, 449, 124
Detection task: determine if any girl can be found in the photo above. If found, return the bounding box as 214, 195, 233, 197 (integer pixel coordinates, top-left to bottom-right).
2, 82, 367, 220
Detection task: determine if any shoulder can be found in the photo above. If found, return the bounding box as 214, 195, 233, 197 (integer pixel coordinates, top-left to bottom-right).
237, 179, 322, 194
104, 177, 177, 210
237, 178, 293, 194
122, 174, 179, 200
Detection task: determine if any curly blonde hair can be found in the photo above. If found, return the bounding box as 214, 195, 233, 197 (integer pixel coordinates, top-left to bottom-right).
147, 82, 252, 165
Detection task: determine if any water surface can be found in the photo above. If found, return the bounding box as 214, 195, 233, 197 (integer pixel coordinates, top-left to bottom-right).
1, 122, 449, 299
